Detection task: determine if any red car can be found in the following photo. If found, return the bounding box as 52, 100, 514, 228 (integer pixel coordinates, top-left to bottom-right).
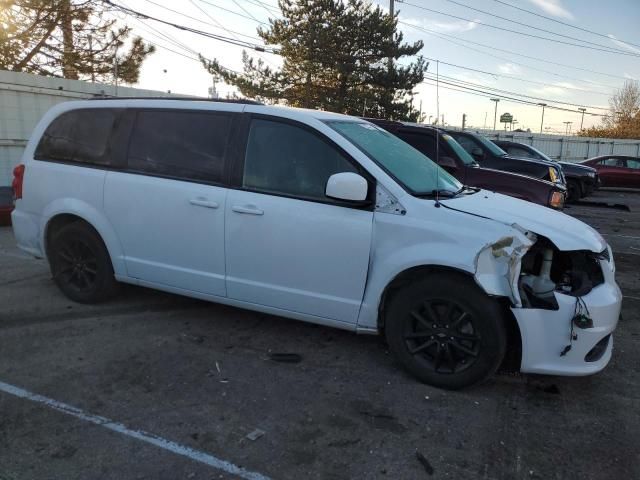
581, 155, 640, 188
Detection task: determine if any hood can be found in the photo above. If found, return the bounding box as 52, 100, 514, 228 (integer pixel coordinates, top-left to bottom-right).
442, 190, 606, 252
505, 154, 560, 168
559, 161, 596, 173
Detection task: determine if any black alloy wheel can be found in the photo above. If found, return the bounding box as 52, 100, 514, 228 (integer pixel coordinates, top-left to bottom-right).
404, 299, 481, 374
49, 222, 119, 303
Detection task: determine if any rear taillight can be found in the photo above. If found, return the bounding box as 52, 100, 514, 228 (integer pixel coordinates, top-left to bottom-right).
12, 164, 25, 200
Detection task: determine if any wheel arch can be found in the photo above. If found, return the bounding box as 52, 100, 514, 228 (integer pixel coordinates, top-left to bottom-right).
374, 264, 523, 370
41, 201, 125, 276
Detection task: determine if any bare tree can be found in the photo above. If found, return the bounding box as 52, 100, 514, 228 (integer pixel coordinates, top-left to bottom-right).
605, 80, 640, 127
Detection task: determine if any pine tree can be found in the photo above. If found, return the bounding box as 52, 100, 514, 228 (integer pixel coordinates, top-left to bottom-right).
202, 0, 427, 120
0, 0, 154, 83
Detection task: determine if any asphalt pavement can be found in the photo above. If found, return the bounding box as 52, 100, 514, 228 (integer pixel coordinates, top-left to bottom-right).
1, 190, 639, 480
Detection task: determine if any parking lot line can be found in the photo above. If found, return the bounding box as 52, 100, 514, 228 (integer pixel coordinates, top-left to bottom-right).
0, 380, 271, 480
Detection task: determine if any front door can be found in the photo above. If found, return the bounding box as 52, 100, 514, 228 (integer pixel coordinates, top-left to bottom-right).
225, 117, 373, 324
105, 108, 240, 296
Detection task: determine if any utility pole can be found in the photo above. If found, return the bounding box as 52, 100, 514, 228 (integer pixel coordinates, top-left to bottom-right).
88, 35, 95, 83
419, 99, 423, 123
388, 0, 394, 74
563, 121, 572, 135
462, 113, 467, 130
113, 44, 118, 96
538, 103, 547, 133
490, 98, 499, 130
578, 107, 586, 131
484, 112, 487, 129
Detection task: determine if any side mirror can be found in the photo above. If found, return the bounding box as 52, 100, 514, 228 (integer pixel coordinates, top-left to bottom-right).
471, 147, 484, 158
437, 156, 458, 173
326, 172, 368, 202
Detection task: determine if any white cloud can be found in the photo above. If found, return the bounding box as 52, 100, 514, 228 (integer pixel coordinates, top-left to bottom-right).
429, 20, 478, 33
608, 35, 640, 54
527, 0, 574, 20
401, 16, 478, 33
498, 63, 522, 75
530, 85, 567, 96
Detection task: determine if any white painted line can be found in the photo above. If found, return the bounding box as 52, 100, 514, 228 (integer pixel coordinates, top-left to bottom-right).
0, 380, 270, 480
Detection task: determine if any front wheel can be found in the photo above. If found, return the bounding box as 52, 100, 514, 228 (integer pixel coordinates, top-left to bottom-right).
384, 273, 507, 390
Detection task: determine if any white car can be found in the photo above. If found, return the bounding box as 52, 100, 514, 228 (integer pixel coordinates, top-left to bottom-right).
11, 99, 622, 389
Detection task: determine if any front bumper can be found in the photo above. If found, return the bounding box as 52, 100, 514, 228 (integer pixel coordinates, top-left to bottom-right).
512, 259, 621, 375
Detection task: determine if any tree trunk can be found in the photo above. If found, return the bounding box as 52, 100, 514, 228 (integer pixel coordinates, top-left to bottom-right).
61, 0, 78, 79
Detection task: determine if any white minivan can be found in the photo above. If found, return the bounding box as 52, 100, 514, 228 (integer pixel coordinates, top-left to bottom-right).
11, 99, 622, 389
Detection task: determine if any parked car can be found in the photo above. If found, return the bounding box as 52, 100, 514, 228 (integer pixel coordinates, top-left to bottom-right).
0, 186, 13, 226
12, 99, 621, 389
580, 155, 640, 189
493, 140, 600, 200
445, 129, 566, 187
367, 120, 566, 209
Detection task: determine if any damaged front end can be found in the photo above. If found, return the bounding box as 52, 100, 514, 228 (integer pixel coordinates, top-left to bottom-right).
474, 227, 622, 376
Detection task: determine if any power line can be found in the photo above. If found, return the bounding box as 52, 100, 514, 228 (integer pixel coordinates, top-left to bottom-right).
101, 0, 278, 53
492, 0, 640, 50
399, 20, 622, 90
438, 0, 636, 54
423, 72, 608, 111
198, 0, 269, 26
421, 78, 608, 117
140, 0, 263, 42
419, 54, 612, 99
230, 0, 262, 24
398, 0, 640, 57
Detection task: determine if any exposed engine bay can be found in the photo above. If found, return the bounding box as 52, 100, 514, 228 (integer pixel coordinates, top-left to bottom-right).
518, 236, 606, 310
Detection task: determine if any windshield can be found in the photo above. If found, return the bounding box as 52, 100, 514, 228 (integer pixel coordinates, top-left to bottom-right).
474, 134, 509, 156
442, 133, 476, 166
526, 144, 553, 162
326, 121, 461, 195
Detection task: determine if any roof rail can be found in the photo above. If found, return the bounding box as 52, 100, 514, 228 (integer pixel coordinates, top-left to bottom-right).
86, 96, 263, 105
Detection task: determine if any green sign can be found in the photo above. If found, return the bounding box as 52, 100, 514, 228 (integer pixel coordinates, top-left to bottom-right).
500, 113, 513, 123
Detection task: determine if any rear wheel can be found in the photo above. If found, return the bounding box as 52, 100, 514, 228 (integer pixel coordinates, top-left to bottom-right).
49, 222, 119, 303
384, 273, 506, 390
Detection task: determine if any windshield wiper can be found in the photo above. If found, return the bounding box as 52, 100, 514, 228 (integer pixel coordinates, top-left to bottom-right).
416, 185, 478, 198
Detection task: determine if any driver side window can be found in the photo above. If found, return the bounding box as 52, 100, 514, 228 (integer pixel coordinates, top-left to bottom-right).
243, 118, 358, 202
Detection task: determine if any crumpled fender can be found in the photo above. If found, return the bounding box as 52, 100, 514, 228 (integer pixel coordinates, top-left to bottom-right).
474, 224, 537, 306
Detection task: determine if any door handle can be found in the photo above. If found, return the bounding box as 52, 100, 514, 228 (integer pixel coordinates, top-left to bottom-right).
189, 198, 219, 209
231, 205, 264, 215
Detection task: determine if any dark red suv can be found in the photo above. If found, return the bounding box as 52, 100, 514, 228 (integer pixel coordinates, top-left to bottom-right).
368, 120, 566, 209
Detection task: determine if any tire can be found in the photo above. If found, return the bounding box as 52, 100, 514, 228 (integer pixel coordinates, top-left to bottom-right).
384, 273, 507, 390
567, 180, 582, 202
49, 222, 119, 303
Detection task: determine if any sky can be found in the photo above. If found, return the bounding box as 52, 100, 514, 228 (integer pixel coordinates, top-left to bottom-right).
111, 0, 640, 134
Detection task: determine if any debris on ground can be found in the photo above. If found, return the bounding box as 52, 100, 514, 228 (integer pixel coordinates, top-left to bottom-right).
246, 429, 265, 441
415, 451, 434, 475
268, 353, 302, 363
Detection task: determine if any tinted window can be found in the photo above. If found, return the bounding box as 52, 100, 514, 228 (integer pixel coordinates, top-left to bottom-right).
128, 110, 231, 183
243, 119, 357, 201
35, 108, 119, 165
600, 158, 623, 167
507, 146, 536, 158
627, 158, 640, 169
397, 131, 438, 159
452, 134, 481, 155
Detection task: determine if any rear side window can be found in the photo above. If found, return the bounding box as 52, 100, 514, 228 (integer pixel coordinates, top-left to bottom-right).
128, 110, 232, 183
35, 109, 119, 165
243, 119, 357, 201
397, 131, 438, 159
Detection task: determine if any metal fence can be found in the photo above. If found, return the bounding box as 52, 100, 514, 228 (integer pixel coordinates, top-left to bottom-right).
459, 128, 640, 163
0, 70, 188, 186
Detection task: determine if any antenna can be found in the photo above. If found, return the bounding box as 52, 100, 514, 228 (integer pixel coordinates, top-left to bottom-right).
435, 60, 441, 207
